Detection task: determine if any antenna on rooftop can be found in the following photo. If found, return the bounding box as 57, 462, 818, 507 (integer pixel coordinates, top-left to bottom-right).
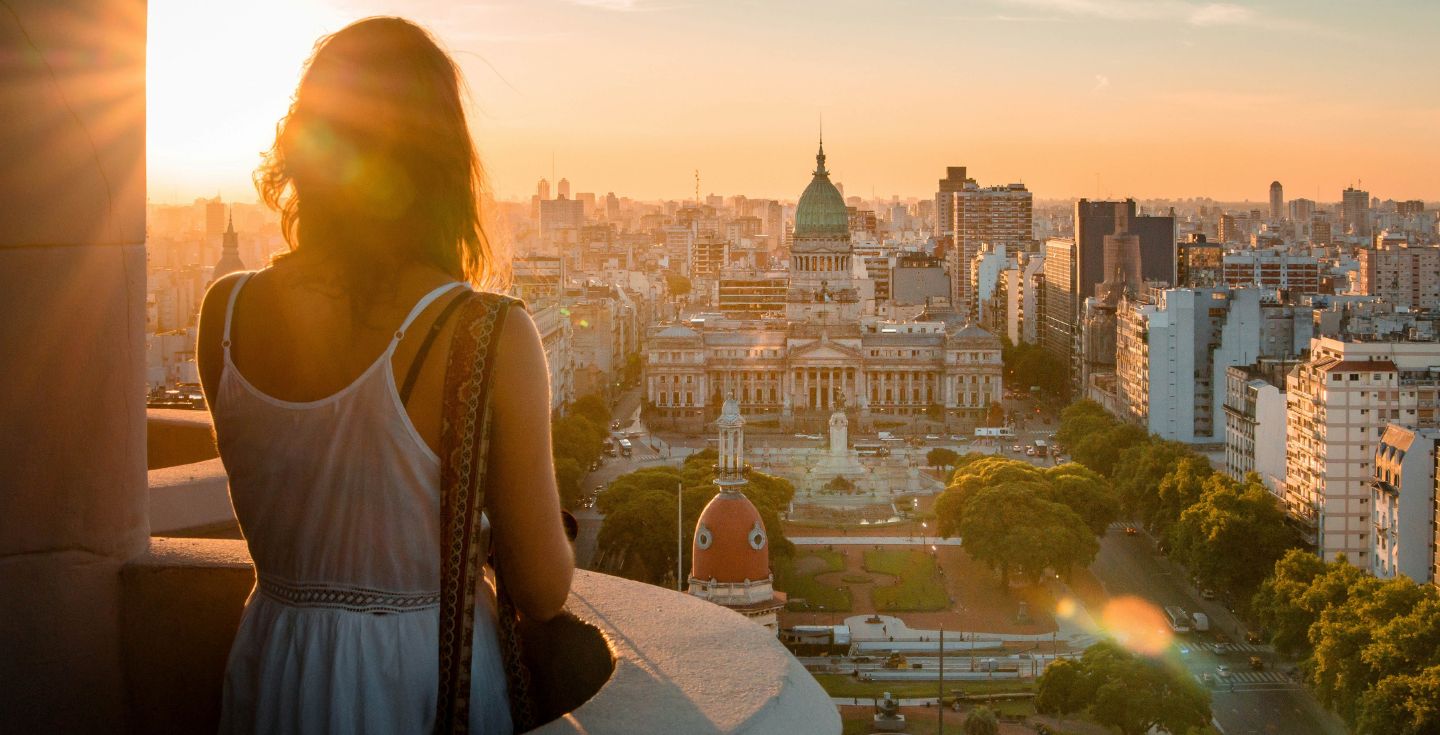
695, 169, 700, 207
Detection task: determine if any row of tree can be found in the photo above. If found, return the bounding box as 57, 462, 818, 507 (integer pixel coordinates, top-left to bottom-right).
1000, 339, 1070, 402
1057, 400, 1440, 733
1036, 640, 1211, 735
1056, 400, 1304, 613
594, 449, 796, 586
1252, 550, 1440, 733
551, 393, 612, 508
934, 454, 1118, 588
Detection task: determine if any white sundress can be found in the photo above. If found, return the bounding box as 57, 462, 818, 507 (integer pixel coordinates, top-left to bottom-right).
213, 273, 513, 734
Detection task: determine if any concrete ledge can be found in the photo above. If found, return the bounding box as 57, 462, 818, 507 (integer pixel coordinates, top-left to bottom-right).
147, 457, 234, 535
120, 538, 254, 733
147, 409, 218, 470
541, 571, 840, 734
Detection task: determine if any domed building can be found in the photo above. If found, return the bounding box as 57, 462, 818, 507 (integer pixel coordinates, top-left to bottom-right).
687, 398, 785, 632
211, 209, 245, 283
643, 140, 1004, 434
786, 138, 864, 324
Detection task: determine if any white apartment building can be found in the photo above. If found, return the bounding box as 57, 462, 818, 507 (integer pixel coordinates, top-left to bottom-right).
1223, 364, 1290, 495
971, 243, 1011, 323
1116, 288, 1310, 444
1370, 424, 1438, 583
1284, 338, 1440, 564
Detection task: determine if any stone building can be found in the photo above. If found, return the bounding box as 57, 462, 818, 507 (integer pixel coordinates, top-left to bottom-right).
644, 143, 1003, 432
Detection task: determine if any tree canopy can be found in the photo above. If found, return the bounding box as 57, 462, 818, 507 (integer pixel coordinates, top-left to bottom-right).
935, 456, 1110, 587
1167, 473, 1303, 612
1036, 639, 1211, 735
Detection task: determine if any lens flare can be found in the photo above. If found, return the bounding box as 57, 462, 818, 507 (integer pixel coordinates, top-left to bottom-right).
1055, 596, 1078, 620
1098, 595, 1173, 657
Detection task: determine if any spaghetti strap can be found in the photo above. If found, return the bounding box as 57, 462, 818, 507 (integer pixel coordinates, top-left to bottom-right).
390, 282, 466, 346
222, 272, 255, 355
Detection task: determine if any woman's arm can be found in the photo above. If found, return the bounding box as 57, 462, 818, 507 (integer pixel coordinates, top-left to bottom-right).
485, 307, 575, 621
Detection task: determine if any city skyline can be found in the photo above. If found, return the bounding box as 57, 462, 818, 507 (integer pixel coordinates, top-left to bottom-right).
147, 0, 1440, 203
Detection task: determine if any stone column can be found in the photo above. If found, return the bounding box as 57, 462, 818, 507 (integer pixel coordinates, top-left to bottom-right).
0, 2, 148, 730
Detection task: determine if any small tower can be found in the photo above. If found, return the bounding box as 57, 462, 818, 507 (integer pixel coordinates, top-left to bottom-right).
688, 398, 785, 632
211, 207, 245, 282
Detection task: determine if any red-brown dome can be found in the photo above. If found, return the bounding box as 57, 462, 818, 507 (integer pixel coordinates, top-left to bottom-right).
690, 490, 770, 584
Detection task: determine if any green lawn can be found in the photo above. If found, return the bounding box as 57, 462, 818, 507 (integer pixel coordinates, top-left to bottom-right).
775, 550, 851, 612
864, 549, 949, 612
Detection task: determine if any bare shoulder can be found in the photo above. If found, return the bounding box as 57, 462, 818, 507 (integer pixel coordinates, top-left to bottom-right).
491, 303, 548, 392
197, 271, 252, 404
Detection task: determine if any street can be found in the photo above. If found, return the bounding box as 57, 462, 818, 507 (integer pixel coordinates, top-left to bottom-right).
1090, 526, 1346, 735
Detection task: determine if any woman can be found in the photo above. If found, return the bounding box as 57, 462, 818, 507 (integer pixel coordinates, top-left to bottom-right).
197, 17, 573, 734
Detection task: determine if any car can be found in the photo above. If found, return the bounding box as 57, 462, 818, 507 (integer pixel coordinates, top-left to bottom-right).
1011, 445, 1023, 453
1124, 526, 1138, 536
593, 484, 605, 494
1249, 656, 1265, 671
949, 434, 967, 442
925, 434, 941, 441
589, 460, 601, 471
1214, 632, 1231, 645
1201, 588, 1217, 600
1025, 447, 1036, 456
610, 420, 622, 430
1215, 665, 1231, 677
1245, 630, 1264, 644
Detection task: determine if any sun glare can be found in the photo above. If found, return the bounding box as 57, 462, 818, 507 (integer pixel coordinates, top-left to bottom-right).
146, 0, 340, 200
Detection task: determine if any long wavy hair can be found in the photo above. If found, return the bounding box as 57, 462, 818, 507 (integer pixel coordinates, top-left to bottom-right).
256, 17, 507, 304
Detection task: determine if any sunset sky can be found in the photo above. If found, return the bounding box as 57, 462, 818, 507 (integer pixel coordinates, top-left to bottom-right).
148, 0, 1440, 205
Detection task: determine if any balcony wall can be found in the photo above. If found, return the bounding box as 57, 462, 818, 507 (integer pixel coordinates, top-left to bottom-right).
122, 539, 838, 733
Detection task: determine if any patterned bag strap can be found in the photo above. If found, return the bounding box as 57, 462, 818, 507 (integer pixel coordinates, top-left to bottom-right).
435, 292, 534, 734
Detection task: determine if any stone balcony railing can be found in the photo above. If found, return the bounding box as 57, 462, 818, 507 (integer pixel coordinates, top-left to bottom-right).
139, 410, 838, 733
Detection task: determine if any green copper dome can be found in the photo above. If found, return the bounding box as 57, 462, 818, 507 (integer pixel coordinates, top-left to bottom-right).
794, 141, 849, 237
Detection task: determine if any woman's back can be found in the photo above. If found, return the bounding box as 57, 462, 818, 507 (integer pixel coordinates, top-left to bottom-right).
213, 269, 460, 596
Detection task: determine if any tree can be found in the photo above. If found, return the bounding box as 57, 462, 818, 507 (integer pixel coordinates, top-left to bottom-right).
553, 457, 586, 508
1069, 422, 1147, 477
571, 393, 611, 429
1059, 640, 1211, 735
961, 705, 999, 735
1043, 463, 1120, 535
936, 481, 1097, 588
1356, 664, 1440, 735
926, 447, 960, 472
1311, 577, 1432, 726
1110, 439, 1193, 522
1055, 400, 1114, 448
1250, 549, 1335, 656
1035, 658, 1087, 718
1167, 474, 1302, 610
1150, 456, 1213, 536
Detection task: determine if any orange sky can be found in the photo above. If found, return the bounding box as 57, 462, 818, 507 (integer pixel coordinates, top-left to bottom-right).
147, 0, 1440, 204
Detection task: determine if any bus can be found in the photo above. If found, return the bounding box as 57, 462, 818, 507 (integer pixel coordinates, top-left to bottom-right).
617, 438, 633, 457
1034, 439, 1048, 457
1164, 605, 1192, 633
854, 444, 891, 457
975, 427, 1016, 439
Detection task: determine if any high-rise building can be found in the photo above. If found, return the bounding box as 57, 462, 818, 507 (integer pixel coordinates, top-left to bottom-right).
1370, 425, 1438, 582
1116, 288, 1310, 444
1269, 181, 1284, 220
1224, 362, 1291, 495
557, 177, 571, 200
1284, 337, 1440, 564
1397, 200, 1426, 218
537, 178, 551, 200
934, 167, 1033, 317
1356, 233, 1440, 311
1222, 250, 1321, 293
1342, 186, 1371, 237
1041, 237, 1077, 364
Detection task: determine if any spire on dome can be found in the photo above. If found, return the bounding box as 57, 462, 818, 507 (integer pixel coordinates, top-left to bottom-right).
815, 130, 827, 176
225, 206, 235, 235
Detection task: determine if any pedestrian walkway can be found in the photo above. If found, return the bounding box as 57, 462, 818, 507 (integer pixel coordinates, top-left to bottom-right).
1202, 642, 1272, 654
792, 536, 964, 546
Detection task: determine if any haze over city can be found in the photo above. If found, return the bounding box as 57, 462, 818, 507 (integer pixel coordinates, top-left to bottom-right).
148, 0, 1440, 203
